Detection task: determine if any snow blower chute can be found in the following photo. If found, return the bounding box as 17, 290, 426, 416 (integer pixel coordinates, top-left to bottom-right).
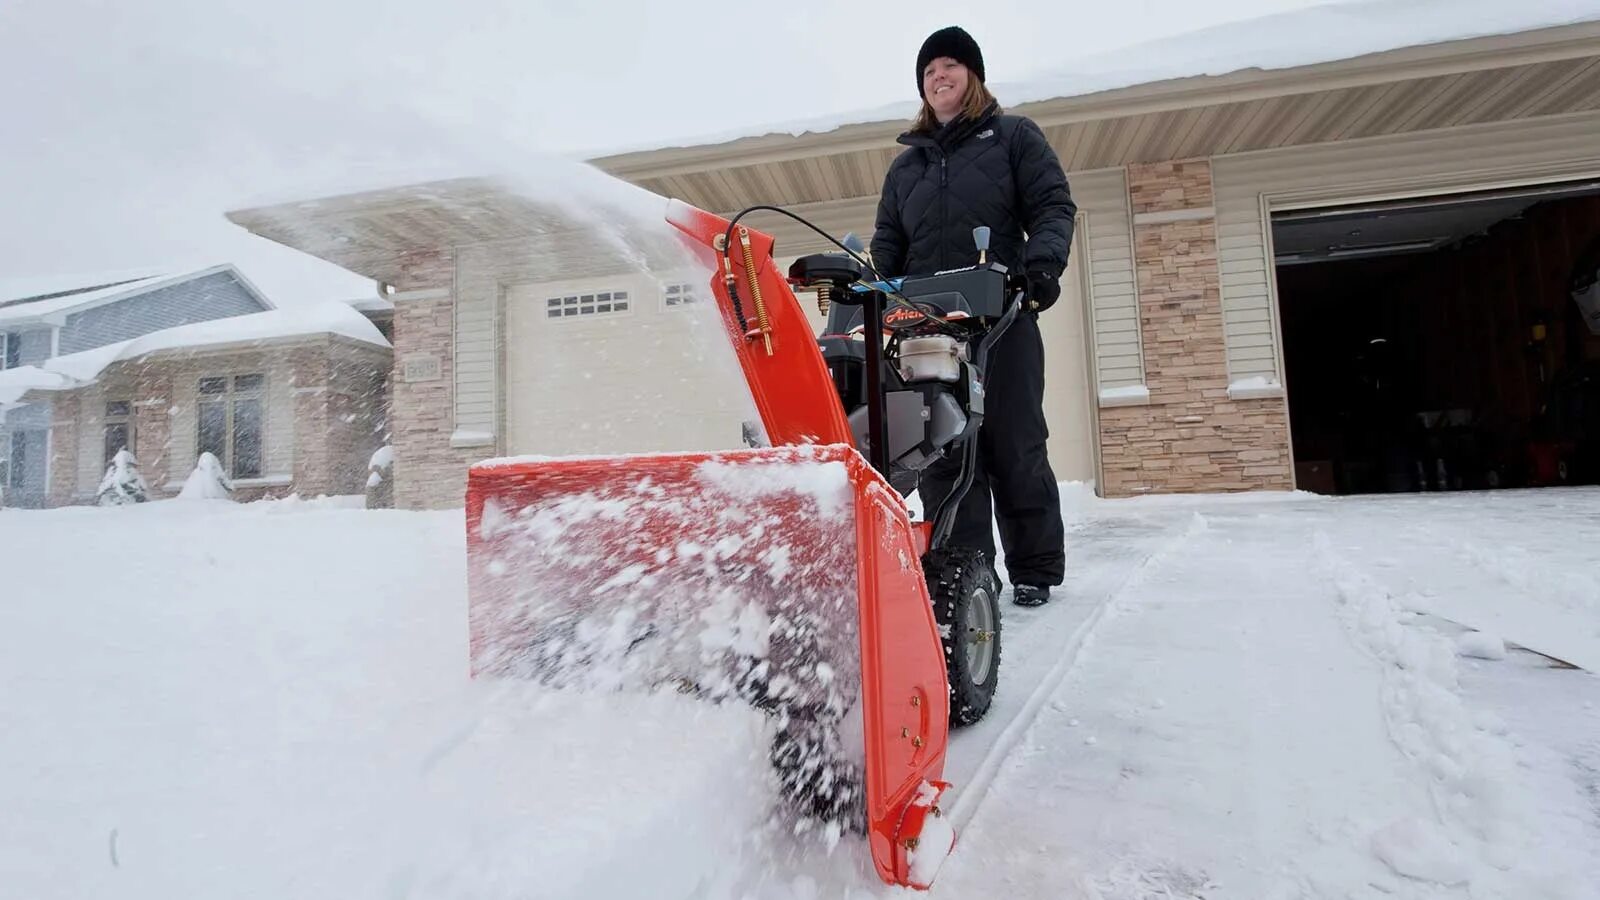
465, 200, 1024, 889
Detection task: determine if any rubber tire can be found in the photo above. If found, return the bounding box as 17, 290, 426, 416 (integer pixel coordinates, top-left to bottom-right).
923, 547, 1002, 727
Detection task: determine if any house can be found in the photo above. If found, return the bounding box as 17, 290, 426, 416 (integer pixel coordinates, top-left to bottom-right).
0, 266, 392, 507
225, 8, 1600, 509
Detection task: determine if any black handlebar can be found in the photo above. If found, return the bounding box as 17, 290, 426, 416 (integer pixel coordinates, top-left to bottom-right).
928, 291, 1024, 550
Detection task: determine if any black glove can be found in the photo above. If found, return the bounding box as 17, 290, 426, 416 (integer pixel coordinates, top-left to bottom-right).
1026, 270, 1062, 312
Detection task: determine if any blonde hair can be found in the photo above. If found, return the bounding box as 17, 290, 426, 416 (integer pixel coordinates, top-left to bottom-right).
913, 76, 999, 134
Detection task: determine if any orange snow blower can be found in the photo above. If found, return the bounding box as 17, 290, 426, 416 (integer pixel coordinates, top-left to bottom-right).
464, 199, 1024, 889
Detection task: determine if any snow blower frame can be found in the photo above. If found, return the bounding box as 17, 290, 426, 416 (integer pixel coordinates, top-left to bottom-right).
464, 199, 1023, 889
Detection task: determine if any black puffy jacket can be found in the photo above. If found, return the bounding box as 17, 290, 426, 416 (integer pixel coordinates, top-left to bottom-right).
870, 102, 1076, 283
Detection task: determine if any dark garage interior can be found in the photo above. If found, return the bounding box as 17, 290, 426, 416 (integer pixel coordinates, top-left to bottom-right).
1274, 182, 1600, 495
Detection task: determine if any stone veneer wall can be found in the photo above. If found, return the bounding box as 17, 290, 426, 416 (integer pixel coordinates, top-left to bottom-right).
1097, 160, 1294, 496
391, 291, 485, 510
46, 395, 80, 506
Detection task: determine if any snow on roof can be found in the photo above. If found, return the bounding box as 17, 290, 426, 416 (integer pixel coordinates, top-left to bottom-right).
1002, 0, 1600, 107
0, 264, 276, 328
0, 267, 168, 307
0, 274, 172, 326
0, 302, 388, 408
107, 301, 390, 362
43, 339, 135, 384
344, 295, 396, 314
591, 0, 1600, 156
0, 365, 76, 408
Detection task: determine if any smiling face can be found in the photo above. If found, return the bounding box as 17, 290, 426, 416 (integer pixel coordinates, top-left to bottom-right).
921, 57, 969, 124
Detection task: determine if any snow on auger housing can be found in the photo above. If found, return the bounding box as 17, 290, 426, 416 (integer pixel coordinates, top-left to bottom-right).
464, 199, 1027, 890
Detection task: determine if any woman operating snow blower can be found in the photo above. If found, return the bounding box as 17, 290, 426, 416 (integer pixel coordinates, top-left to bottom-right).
462, 26, 1073, 891
872, 26, 1077, 608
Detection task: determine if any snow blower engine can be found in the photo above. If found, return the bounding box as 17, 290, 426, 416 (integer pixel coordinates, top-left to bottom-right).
464, 200, 1024, 890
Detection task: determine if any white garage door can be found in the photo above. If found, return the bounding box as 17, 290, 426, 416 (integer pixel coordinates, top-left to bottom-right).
504, 274, 757, 457
506, 262, 1099, 488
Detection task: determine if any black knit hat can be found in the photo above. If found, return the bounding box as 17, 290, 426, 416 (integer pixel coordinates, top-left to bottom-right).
916, 26, 985, 97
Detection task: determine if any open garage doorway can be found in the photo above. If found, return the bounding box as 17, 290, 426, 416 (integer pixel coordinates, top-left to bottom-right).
1273, 181, 1600, 495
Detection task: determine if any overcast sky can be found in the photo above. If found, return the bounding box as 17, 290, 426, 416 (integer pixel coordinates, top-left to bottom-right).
0, 0, 1385, 304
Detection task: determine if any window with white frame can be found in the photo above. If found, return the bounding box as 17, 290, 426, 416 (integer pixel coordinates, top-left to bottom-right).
662, 282, 702, 308
1, 332, 18, 370
197, 374, 264, 479
103, 400, 133, 469
544, 289, 630, 320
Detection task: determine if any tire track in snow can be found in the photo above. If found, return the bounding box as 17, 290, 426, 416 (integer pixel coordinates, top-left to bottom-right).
1313, 533, 1600, 896
947, 513, 1210, 832
1374, 514, 1600, 673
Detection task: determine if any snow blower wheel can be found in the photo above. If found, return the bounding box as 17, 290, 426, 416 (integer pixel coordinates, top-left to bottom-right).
924, 547, 1002, 726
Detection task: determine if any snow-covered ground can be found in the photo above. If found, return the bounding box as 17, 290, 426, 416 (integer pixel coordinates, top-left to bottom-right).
2, 487, 1596, 898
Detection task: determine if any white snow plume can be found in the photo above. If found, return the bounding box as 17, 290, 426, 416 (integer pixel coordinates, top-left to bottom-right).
468, 446, 868, 853
1314, 533, 1595, 896
209, 92, 760, 454
394, 688, 784, 900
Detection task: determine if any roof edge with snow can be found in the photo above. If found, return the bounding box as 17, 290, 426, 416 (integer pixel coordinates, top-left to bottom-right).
0, 303, 390, 409
587, 12, 1600, 175
0, 263, 277, 328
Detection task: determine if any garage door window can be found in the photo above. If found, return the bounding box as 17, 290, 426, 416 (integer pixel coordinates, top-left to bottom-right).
546, 290, 630, 320
663, 282, 701, 308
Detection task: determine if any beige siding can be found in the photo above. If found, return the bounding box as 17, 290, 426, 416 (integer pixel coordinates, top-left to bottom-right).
1214, 110, 1600, 388
1070, 168, 1143, 393
1039, 222, 1100, 485
455, 255, 495, 439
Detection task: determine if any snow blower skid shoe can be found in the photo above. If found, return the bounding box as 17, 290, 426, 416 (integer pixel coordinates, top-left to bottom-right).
460, 199, 1013, 889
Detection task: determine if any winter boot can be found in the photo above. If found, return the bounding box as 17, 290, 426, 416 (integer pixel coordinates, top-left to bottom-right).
1013, 584, 1050, 607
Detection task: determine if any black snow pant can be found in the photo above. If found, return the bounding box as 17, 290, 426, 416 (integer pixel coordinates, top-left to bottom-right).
918, 311, 1066, 587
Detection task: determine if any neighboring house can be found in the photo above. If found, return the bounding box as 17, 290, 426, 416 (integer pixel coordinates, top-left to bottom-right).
0, 267, 392, 507
226, 9, 1600, 508
0, 266, 273, 507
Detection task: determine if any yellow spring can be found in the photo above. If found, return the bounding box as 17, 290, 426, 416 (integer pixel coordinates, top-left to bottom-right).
816, 284, 833, 318
737, 226, 774, 355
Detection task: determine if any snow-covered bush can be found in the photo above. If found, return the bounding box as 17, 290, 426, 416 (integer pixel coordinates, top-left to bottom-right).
97, 449, 149, 506
177, 452, 233, 501
365, 445, 394, 509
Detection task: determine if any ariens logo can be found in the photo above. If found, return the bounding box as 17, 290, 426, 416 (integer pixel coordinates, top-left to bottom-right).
884, 304, 940, 328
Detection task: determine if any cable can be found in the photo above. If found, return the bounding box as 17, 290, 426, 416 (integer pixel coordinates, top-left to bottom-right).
720, 205, 965, 337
